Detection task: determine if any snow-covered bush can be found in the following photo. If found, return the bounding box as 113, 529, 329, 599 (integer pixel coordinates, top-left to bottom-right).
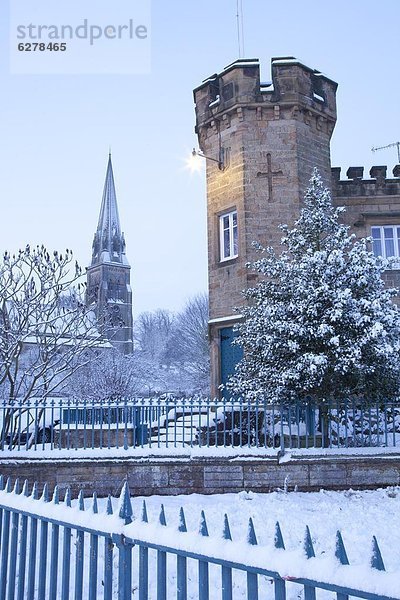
227, 170, 400, 407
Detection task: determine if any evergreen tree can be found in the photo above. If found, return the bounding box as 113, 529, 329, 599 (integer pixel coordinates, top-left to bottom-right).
227, 170, 400, 404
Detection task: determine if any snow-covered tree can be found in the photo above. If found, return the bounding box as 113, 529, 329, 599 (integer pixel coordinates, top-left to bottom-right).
68, 348, 151, 401
0, 245, 105, 442
227, 170, 400, 405
165, 293, 210, 394
135, 309, 174, 364
133, 294, 210, 395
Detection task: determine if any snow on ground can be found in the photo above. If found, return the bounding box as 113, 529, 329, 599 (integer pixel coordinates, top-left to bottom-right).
96, 487, 400, 598
2, 485, 399, 598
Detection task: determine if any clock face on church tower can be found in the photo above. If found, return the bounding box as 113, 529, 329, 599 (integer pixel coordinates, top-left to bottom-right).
108, 303, 125, 327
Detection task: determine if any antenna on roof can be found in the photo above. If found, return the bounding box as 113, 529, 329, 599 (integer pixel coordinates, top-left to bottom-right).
372, 141, 400, 163
236, 0, 245, 58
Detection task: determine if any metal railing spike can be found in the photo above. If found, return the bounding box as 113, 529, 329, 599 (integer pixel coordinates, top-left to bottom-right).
77, 489, 85, 511
13, 478, 19, 494
199, 510, 209, 536
106, 494, 113, 515
274, 521, 285, 549
223, 514, 232, 541
178, 507, 187, 532
304, 525, 315, 558
247, 517, 257, 545
118, 482, 133, 524
22, 479, 29, 496
92, 491, 98, 514
53, 485, 60, 505
42, 482, 49, 502
335, 531, 349, 565
31, 481, 38, 500
159, 504, 167, 526
64, 486, 71, 507
141, 500, 148, 523
371, 536, 385, 571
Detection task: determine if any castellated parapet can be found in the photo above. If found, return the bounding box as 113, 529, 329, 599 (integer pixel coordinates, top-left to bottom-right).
332, 165, 400, 197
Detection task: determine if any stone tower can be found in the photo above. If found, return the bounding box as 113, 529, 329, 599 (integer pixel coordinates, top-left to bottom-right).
193, 57, 338, 396
86, 154, 133, 354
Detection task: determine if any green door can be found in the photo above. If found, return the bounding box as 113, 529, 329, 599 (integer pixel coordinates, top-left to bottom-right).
220, 326, 243, 398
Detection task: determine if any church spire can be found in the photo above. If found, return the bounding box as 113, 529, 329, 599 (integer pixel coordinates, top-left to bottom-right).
91, 154, 127, 265
87, 154, 133, 354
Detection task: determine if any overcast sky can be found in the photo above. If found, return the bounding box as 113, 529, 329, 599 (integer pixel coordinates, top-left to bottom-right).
0, 0, 399, 317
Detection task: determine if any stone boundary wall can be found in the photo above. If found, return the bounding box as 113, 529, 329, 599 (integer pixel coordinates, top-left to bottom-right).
0, 453, 399, 497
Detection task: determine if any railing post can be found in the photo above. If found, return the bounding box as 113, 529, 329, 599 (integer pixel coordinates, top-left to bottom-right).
104, 496, 114, 600
116, 482, 133, 600
246, 518, 258, 600
221, 514, 233, 600
198, 510, 209, 600
61, 488, 72, 600
274, 578, 286, 600
280, 404, 285, 456
27, 481, 38, 600
0, 478, 12, 600
38, 484, 49, 600
17, 480, 29, 600
6, 480, 19, 600
74, 491, 85, 600
177, 508, 187, 600
88, 493, 99, 600
139, 501, 149, 600
157, 505, 167, 600
123, 398, 128, 451
49, 487, 60, 600
303, 526, 316, 600
114, 534, 133, 600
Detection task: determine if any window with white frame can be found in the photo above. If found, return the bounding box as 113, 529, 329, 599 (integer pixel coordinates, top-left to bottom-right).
219, 210, 238, 261
371, 226, 400, 266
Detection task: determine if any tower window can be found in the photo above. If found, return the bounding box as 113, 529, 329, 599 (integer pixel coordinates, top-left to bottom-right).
371, 225, 400, 267
219, 210, 238, 261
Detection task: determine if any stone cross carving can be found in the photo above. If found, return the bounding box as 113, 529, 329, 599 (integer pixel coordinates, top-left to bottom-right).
256, 153, 283, 201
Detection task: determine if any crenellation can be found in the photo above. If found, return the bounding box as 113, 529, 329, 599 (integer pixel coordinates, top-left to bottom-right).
193, 58, 337, 140
370, 165, 387, 179
332, 165, 400, 198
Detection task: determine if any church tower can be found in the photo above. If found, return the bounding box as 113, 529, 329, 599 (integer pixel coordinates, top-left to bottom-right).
193, 57, 338, 396
86, 154, 133, 354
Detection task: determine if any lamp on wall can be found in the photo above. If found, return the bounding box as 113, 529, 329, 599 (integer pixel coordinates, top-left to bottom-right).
191, 147, 226, 171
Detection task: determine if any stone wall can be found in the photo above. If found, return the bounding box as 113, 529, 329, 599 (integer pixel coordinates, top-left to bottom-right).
194, 57, 338, 395
1, 453, 399, 498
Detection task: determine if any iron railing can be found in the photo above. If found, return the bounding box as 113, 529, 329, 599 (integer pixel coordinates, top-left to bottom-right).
0, 475, 397, 599
1, 396, 400, 451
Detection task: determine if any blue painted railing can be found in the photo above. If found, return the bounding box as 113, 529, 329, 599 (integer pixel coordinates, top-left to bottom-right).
0, 475, 397, 599
1, 396, 400, 451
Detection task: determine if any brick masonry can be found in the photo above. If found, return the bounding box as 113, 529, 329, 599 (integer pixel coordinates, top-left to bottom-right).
0, 454, 399, 498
